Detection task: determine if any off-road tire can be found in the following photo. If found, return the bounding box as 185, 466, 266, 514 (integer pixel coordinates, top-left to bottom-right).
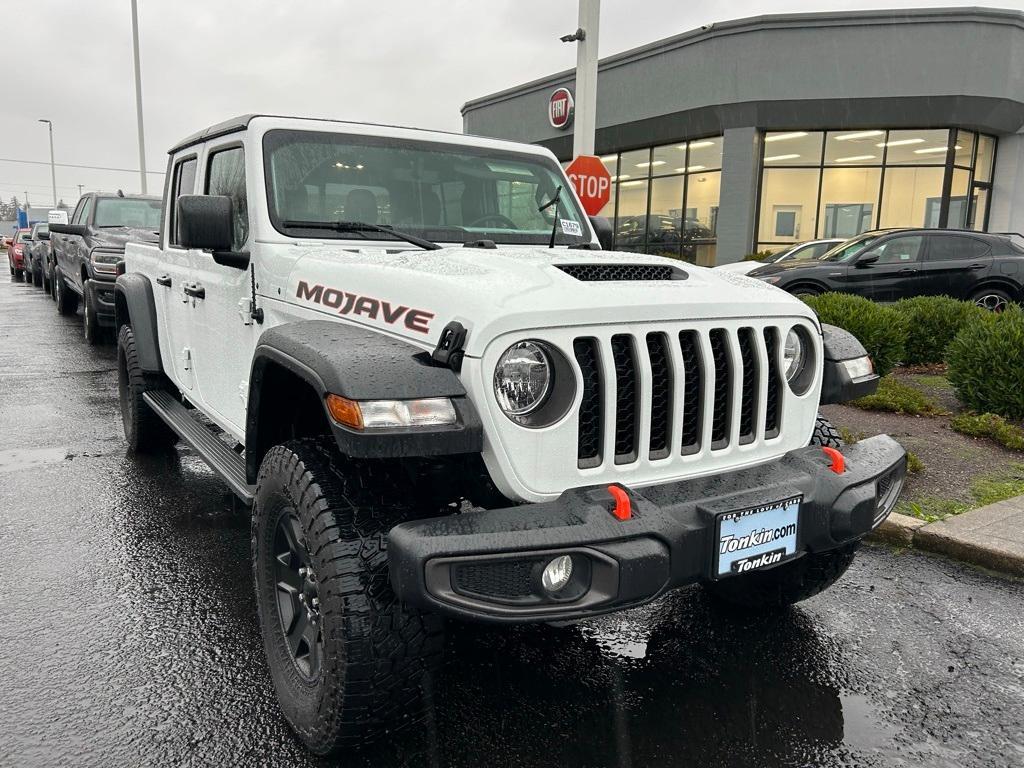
809, 415, 843, 448
702, 541, 860, 609
31, 265, 42, 287
55, 270, 79, 316
117, 325, 177, 453
83, 280, 102, 346
14, 267, 23, 282
252, 438, 445, 755
42, 267, 51, 294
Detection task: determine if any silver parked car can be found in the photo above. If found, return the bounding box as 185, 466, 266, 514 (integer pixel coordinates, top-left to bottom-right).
716, 238, 844, 275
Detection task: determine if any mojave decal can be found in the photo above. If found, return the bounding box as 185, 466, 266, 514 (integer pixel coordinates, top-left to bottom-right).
296, 280, 435, 334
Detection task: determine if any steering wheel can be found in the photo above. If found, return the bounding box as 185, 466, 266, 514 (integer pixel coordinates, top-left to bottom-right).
468, 214, 518, 230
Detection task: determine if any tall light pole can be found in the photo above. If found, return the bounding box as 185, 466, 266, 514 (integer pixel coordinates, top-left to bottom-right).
38, 119, 57, 207
130, 0, 148, 194
565, 0, 600, 158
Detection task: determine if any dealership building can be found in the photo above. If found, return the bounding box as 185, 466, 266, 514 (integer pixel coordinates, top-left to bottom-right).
462, 7, 1024, 265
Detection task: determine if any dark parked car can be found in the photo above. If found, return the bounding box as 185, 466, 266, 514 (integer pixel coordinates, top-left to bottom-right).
749, 229, 1024, 310
24, 222, 51, 288
49, 192, 160, 344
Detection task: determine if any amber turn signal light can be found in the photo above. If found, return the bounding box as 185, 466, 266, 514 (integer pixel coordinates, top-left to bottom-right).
325, 394, 364, 430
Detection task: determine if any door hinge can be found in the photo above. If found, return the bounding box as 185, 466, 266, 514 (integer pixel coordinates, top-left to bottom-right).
238, 297, 254, 325
182, 347, 192, 371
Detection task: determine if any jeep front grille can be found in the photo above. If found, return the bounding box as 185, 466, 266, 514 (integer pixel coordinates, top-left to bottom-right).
573, 325, 788, 468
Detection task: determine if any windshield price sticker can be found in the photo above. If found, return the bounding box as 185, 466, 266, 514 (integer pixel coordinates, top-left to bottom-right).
716, 496, 800, 577
559, 219, 582, 237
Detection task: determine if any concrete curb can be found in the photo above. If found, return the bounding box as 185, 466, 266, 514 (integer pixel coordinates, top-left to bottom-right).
868, 497, 1024, 577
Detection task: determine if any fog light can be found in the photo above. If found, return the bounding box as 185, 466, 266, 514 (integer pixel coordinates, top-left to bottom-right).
541, 555, 573, 593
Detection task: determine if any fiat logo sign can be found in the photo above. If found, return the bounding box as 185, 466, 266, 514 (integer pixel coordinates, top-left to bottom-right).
548, 88, 574, 130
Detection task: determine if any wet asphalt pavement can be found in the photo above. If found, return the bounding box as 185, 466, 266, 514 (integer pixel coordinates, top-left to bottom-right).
1, 269, 1023, 768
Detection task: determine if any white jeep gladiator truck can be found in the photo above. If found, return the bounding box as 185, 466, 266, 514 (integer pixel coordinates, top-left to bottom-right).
115, 114, 906, 755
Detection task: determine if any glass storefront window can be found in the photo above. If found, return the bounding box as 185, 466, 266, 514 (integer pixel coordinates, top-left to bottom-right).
758, 128, 996, 249
819, 167, 881, 237
884, 129, 950, 165
684, 171, 720, 266
598, 153, 618, 179
645, 175, 685, 257
759, 168, 820, 244
824, 130, 884, 166
948, 169, 972, 229
878, 167, 945, 228
975, 135, 995, 182
651, 143, 687, 174
954, 130, 975, 168
763, 131, 823, 166
620, 148, 653, 181
615, 179, 649, 252
687, 137, 723, 172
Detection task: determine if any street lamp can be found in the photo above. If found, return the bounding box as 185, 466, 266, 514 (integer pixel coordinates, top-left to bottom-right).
38, 119, 57, 207
130, 0, 147, 194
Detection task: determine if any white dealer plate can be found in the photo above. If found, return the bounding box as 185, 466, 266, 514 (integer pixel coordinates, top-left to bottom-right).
714, 496, 801, 578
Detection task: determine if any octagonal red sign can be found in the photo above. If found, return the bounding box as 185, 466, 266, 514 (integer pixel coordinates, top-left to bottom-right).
566, 155, 612, 216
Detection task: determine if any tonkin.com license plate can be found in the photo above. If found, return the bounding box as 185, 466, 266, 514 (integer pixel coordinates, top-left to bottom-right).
715, 496, 801, 578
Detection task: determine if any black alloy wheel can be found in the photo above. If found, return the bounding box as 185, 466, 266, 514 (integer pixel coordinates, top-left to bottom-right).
273, 511, 323, 681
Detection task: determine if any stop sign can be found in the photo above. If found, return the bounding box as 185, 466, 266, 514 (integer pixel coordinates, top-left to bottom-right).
566, 155, 612, 216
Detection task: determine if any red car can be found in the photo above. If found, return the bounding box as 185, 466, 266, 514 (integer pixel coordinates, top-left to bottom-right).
7, 229, 30, 280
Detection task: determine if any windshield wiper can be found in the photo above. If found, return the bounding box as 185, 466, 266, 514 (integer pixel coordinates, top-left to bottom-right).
280, 219, 441, 251
538, 185, 562, 249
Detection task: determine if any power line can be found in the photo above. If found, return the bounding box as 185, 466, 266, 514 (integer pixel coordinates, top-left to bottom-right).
0, 157, 165, 175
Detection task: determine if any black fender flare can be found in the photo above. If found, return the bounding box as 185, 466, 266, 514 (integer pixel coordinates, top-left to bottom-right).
114, 273, 162, 373
819, 324, 879, 404
246, 320, 483, 476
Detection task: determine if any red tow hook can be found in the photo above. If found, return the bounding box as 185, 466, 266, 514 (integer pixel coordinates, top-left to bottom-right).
607, 485, 632, 520
822, 446, 846, 474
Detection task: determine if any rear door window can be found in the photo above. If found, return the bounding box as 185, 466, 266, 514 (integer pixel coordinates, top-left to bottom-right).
926, 235, 990, 261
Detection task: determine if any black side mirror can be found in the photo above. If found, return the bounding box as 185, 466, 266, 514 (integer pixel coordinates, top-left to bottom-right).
178, 195, 233, 251
855, 251, 880, 267
49, 223, 88, 237
589, 215, 613, 251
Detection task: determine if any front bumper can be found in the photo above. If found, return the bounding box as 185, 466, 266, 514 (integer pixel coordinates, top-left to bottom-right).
90, 275, 117, 326
389, 435, 906, 623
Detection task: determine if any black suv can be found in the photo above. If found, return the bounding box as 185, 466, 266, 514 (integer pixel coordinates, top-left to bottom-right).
749, 229, 1024, 310
49, 193, 160, 343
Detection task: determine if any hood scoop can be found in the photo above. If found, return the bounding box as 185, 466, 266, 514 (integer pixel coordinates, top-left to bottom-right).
555, 263, 687, 282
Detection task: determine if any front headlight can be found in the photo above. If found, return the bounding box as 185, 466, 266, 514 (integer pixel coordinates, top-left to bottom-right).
90, 248, 124, 274
494, 341, 552, 417
784, 328, 806, 382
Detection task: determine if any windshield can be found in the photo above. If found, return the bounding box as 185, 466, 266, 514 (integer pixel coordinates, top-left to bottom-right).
264, 129, 589, 247
94, 198, 162, 229
819, 234, 880, 263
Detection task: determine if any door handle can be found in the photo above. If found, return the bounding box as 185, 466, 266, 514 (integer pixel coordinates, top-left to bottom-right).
183, 282, 206, 299
897, 268, 918, 275
967, 263, 987, 270
155, 274, 171, 287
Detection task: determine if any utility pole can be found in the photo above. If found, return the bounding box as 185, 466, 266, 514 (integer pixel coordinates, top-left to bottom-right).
571, 0, 600, 157
130, 0, 148, 194
38, 119, 57, 206
77, 184, 84, 198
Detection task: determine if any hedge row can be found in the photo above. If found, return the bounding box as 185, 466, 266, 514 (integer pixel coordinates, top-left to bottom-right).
802, 293, 1024, 419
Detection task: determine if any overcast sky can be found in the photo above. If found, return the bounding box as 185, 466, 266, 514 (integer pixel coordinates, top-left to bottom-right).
3, 0, 1021, 207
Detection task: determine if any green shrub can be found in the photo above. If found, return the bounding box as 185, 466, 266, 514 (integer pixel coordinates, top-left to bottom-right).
893, 296, 985, 365
743, 250, 775, 262
851, 375, 947, 415
950, 412, 1024, 451
803, 293, 907, 376
947, 305, 1024, 420
906, 451, 925, 474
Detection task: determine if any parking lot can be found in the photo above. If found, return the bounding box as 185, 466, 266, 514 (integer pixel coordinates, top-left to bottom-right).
2, 270, 1023, 767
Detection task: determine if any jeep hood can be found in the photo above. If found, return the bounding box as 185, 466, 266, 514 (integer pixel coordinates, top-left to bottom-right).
282, 245, 818, 356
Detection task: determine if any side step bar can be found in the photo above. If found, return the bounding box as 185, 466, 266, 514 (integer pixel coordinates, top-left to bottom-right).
143, 390, 255, 504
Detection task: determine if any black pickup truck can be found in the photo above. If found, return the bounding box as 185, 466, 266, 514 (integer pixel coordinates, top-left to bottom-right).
49, 192, 160, 344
